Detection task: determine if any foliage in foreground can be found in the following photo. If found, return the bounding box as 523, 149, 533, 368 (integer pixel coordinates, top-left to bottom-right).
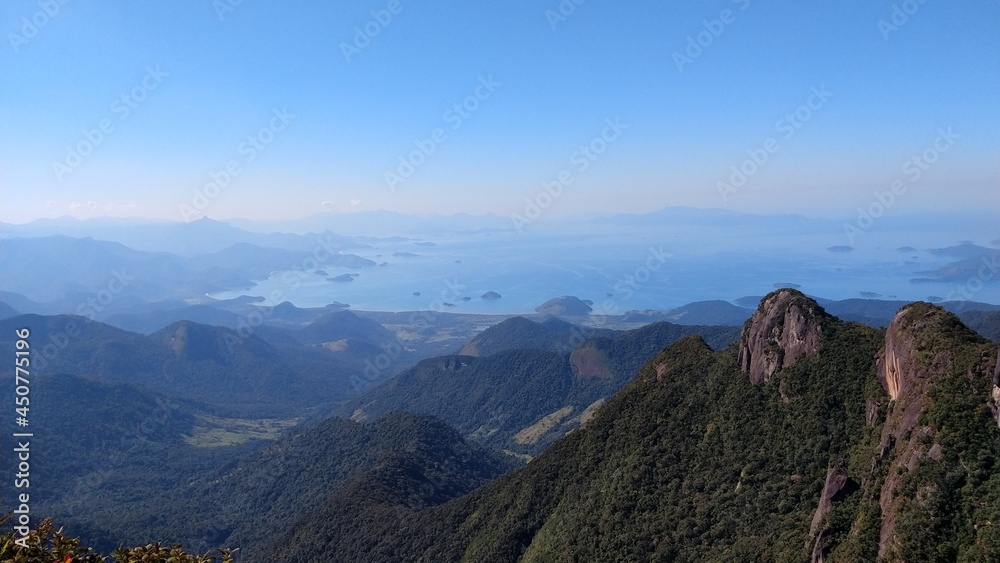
0, 516, 235, 563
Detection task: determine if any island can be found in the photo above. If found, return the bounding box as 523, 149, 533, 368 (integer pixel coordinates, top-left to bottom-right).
481, 291, 502, 300
535, 295, 593, 316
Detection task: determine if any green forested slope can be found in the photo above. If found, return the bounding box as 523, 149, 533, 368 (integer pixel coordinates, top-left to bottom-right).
339, 320, 739, 455
273, 293, 1000, 562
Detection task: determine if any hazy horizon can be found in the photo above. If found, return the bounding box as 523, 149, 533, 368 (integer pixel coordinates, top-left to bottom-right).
3, 1, 996, 311
2, 1, 998, 225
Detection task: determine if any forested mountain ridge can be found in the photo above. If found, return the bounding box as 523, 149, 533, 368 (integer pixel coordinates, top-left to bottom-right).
0, 313, 387, 417
272, 289, 1000, 562
115, 411, 515, 560
869, 302, 1000, 560
0, 371, 261, 556
4, 290, 998, 561
457, 315, 738, 357
339, 318, 740, 455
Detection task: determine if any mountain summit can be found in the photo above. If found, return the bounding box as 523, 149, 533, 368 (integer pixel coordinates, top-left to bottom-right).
872, 302, 998, 559
738, 289, 831, 384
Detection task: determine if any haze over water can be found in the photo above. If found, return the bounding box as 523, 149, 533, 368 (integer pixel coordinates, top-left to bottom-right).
210, 220, 994, 314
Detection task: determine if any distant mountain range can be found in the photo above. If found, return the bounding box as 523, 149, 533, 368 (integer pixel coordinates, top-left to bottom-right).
0, 216, 362, 255
5, 206, 996, 242
0, 235, 372, 305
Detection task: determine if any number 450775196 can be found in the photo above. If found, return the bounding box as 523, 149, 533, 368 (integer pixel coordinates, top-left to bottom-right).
15, 328, 30, 425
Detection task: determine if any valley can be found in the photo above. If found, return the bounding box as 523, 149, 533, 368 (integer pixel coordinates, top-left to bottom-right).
0, 216, 997, 561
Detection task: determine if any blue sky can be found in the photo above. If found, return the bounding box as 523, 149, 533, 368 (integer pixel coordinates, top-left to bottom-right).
1, 0, 997, 223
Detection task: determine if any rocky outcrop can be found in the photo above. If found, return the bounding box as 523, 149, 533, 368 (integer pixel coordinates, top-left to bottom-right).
992, 384, 1000, 430
738, 289, 829, 384
864, 397, 883, 427
875, 304, 974, 434
808, 460, 857, 563
878, 311, 919, 402
872, 302, 996, 558
569, 342, 612, 379
875, 305, 948, 557
992, 348, 1000, 429
881, 335, 904, 400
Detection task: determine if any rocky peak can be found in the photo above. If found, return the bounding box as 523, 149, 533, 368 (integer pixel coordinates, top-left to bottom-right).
873, 302, 996, 558
876, 302, 983, 402
738, 289, 829, 384
874, 303, 985, 452
877, 303, 940, 406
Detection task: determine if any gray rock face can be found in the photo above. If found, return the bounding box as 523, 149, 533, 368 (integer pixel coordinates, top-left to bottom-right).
991, 384, 1000, 430
877, 310, 918, 402
870, 302, 996, 559
808, 460, 855, 563
992, 349, 1000, 429
738, 289, 828, 384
